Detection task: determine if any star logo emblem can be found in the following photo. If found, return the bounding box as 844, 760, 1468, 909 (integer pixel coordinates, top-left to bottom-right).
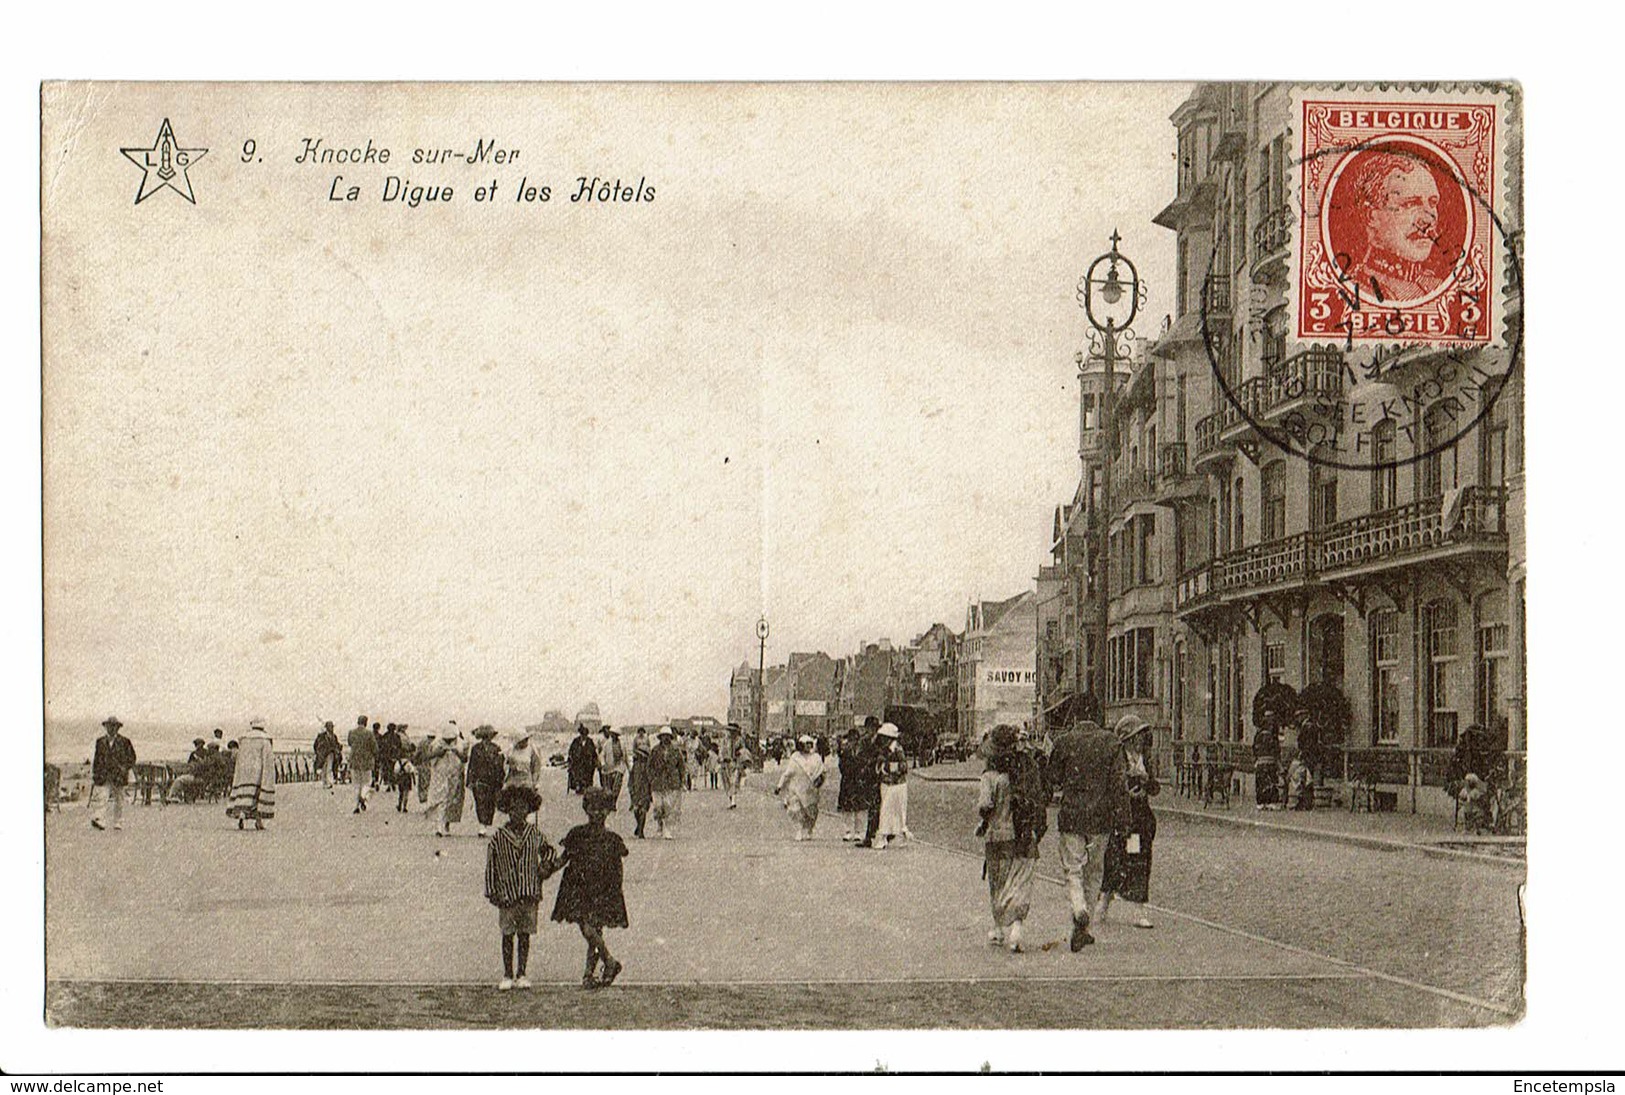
121, 119, 207, 204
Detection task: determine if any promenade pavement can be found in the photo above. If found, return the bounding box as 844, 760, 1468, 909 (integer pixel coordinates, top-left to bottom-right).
49, 767, 1332, 985
45, 765, 1514, 1027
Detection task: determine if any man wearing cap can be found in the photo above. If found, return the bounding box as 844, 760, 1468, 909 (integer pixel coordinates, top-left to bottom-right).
597, 726, 627, 808
228, 718, 277, 830
88, 717, 136, 830
347, 715, 376, 813
1046, 706, 1131, 951
648, 727, 686, 840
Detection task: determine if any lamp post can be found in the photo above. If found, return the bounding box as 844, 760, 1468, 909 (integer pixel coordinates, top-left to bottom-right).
1077, 230, 1141, 705
755, 616, 769, 745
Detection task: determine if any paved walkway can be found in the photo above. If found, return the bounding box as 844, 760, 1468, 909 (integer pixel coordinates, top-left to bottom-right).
44, 768, 1511, 1027
48, 771, 1332, 985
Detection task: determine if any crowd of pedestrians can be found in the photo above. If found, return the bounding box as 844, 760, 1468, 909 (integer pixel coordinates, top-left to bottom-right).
72, 697, 1173, 986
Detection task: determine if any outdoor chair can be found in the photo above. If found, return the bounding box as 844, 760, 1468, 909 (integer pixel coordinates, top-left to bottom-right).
1202, 763, 1233, 808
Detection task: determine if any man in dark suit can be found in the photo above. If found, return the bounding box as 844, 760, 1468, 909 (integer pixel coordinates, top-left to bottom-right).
1046, 707, 1130, 951
567, 724, 599, 796
89, 716, 137, 831
851, 716, 883, 848
379, 723, 402, 792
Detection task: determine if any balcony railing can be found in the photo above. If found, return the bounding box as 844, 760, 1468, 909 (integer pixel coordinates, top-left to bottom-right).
1174, 563, 1214, 611
1319, 485, 1508, 572
1211, 531, 1314, 593
1193, 410, 1227, 462
1174, 487, 1508, 613
1252, 204, 1293, 267
1157, 441, 1188, 480
1218, 376, 1268, 439
1115, 465, 1156, 507
1261, 348, 1346, 417
1203, 273, 1232, 317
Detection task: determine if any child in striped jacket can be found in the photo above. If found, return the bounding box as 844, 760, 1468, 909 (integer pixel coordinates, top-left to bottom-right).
484, 783, 560, 990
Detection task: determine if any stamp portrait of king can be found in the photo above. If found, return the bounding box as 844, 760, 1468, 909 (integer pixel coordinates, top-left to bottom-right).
1295, 91, 1509, 346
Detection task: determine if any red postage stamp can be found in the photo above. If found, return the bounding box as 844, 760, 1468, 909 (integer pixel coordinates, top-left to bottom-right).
1292, 88, 1511, 347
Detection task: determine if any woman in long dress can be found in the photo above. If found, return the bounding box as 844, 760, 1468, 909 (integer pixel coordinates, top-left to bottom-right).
1099, 715, 1159, 930
874, 722, 909, 850
775, 735, 826, 841
977, 725, 1041, 952
227, 718, 277, 830
424, 725, 469, 837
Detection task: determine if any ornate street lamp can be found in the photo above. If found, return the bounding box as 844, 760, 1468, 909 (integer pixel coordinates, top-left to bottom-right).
755, 616, 770, 744
1076, 230, 1142, 704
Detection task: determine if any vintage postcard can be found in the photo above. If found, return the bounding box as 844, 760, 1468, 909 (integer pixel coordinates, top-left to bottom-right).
39, 81, 1524, 1036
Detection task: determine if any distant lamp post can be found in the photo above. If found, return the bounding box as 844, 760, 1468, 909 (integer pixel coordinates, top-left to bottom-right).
755, 616, 770, 743
1077, 230, 1142, 704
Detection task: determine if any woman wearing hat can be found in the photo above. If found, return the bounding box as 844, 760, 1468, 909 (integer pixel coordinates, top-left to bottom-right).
977, 725, 1044, 952
1098, 715, 1159, 930
874, 723, 910, 850
775, 735, 827, 841
424, 723, 470, 837
505, 728, 545, 792
227, 718, 277, 831
467, 725, 506, 837
648, 727, 686, 839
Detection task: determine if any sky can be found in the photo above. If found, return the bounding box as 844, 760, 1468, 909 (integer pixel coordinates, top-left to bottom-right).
43, 82, 1187, 729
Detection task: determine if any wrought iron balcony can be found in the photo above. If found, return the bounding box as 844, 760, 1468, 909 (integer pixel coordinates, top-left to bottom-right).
1318, 485, 1508, 574
1175, 486, 1509, 616
1251, 204, 1293, 277
1261, 348, 1346, 419
1192, 410, 1231, 469
1266, 348, 1345, 409
1218, 375, 1268, 442
1174, 562, 1215, 612
1115, 465, 1156, 508
1211, 531, 1315, 595
1158, 441, 1187, 480
1156, 440, 1206, 503
1202, 273, 1232, 319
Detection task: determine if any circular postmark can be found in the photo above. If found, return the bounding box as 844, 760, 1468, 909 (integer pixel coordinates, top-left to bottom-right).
1200, 138, 1522, 473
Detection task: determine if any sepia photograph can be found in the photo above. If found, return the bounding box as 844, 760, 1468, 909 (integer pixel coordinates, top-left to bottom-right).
37, 76, 1528, 1048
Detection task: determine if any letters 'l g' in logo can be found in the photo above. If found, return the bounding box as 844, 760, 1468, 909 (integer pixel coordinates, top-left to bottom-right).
121, 119, 208, 205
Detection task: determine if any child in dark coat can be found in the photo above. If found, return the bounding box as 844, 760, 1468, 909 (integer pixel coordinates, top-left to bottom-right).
394, 757, 416, 812
551, 786, 630, 988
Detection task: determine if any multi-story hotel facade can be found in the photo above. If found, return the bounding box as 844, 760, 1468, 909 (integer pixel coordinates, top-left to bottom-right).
1043, 82, 1523, 816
